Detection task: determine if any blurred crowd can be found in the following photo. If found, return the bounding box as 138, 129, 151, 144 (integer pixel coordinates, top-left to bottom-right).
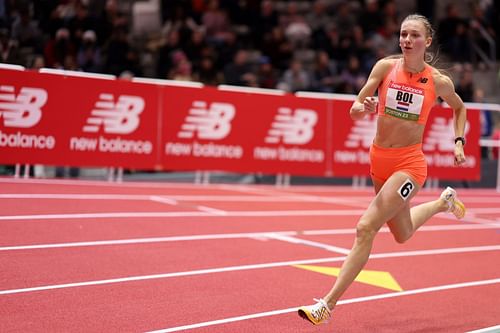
0, 0, 499, 159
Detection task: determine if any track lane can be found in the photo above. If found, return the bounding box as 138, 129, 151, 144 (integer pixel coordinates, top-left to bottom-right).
1, 251, 499, 332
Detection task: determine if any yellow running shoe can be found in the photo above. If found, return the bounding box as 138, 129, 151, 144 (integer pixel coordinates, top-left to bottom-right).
298, 298, 331, 325
440, 187, 466, 219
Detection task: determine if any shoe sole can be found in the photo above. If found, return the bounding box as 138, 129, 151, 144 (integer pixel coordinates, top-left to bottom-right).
453, 198, 466, 219
297, 308, 322, 325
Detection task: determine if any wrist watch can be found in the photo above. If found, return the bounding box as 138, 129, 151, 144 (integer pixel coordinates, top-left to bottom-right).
454, 137, 466, 146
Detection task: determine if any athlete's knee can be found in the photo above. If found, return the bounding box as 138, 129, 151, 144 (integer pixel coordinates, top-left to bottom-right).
355, 221, 378, 243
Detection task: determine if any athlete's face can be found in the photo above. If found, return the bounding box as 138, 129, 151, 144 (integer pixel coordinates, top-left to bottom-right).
399, 20, 432, 56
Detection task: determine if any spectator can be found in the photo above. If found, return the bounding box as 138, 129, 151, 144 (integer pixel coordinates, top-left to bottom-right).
183, 28, 210, 69
253, 0, 278, 48
338, 54, 366, 94
77, 29, 102, 73
160, 3, 199, 46
437, 3, 469, 62
10, 7, 40, 51
280, 2, 311, 48
44, 27, 76, 68
256, 55, 278, 89
103, 26, 141, 76
223, 49, 253, 86
278, 59, 311, 92
0, 27, 20, 64
156, 29, 183, 79
307, 0, 333, 49
169, 51, 194, 81
194, 56, 223, 86
29, 53, 45, 70
67, 2, 95, 46
359, 0, 383, 38
311, 50, 339, 93
260, 26, 293, 70
332, 1, 357, 40
455, 66, 475, 102
202, 0, 232, 46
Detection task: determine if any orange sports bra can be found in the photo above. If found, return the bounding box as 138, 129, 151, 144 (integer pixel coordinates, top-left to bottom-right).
377, 59, 436, 125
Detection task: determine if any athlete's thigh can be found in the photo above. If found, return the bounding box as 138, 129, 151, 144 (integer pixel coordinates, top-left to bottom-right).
362, 171, 419, 230
384, 172, 421, 235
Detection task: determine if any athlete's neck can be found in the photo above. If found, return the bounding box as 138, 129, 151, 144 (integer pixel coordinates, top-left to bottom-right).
402, 58, 425, 74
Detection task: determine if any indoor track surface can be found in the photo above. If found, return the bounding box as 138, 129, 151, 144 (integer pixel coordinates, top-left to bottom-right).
1, 178, 499, 332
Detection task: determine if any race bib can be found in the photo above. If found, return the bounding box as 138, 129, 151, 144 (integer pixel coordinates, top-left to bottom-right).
384, 82, 424, 121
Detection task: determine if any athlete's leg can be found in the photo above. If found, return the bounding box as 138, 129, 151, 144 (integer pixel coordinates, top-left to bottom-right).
372, 176, 413, 243
383, 181, 452, 244
321, 171, 415, 310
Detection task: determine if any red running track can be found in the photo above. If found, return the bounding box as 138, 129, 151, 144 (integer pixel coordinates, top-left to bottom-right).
0, 178, 499, 332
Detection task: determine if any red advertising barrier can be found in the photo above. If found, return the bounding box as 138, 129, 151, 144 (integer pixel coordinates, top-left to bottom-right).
161, 86, 330, 176
0, 68, 481, 180
0, 69, 160, 169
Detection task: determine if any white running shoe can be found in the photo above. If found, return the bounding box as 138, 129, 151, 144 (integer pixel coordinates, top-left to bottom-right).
298, 298, 331, 325
440, 187, 466, 219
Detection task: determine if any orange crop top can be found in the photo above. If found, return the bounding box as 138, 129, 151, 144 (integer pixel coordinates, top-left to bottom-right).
377, 59, 436, 125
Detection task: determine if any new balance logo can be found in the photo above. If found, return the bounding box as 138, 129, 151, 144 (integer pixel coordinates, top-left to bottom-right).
178, 101, 235, 140
0, 85, 47, 128
265, 108, 317, 145
344, 114, 377, 148
83, 94, 145, 134
423, 117, 469, 151
418, 77, 428, 83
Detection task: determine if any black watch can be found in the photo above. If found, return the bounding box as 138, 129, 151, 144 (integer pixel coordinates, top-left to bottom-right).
454, 137, 466, 146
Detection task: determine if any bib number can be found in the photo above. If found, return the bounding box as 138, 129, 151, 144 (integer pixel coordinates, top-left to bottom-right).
398, 179, 415, 201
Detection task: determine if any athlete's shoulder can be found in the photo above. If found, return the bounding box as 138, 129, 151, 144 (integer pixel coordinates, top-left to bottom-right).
430, 67, 455, 95
376, 57, 398, 70
371, 57, 397, 78
429, 67, 452, 85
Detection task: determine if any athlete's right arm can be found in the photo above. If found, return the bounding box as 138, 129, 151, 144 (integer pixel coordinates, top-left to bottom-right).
350, 58, 393, 120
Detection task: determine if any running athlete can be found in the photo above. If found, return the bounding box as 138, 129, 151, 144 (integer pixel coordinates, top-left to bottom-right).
298, 14, 467, 325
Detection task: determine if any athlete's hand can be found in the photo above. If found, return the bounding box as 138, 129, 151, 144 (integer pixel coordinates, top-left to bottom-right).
454, 143, 466, 166
363, 97, 378, 114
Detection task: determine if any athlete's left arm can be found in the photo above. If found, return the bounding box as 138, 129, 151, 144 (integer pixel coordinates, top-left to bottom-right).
435, 73, 467, 166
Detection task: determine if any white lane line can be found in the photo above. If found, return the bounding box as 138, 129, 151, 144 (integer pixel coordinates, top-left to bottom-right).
147, 277, 500, 333
0, 209, 365, 221
196, 206, 227, 215
0, 177, 240, 190
1, 245, 499, 296
149, 196, 178, 206
0, 232, 297, 251
0, 193, 367, 204
0, 194, 148, 200
1, 207, 499, 222
265, 234, 351, 255
1, 222, 498, 251
466, 325, 500, 333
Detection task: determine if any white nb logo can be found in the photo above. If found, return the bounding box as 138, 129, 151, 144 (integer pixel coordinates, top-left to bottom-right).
178, 101, 235, 140
344, 114, 377, 148
83, 94, 145, 134
423, 117, 469, 152
265, 108, 317, 145
0, 85, 47, 128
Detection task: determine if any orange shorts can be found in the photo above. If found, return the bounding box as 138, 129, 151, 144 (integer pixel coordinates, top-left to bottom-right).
369, 143, 427, 187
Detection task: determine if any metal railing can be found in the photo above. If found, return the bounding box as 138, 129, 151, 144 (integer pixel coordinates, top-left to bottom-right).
471, 23, 497, 68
